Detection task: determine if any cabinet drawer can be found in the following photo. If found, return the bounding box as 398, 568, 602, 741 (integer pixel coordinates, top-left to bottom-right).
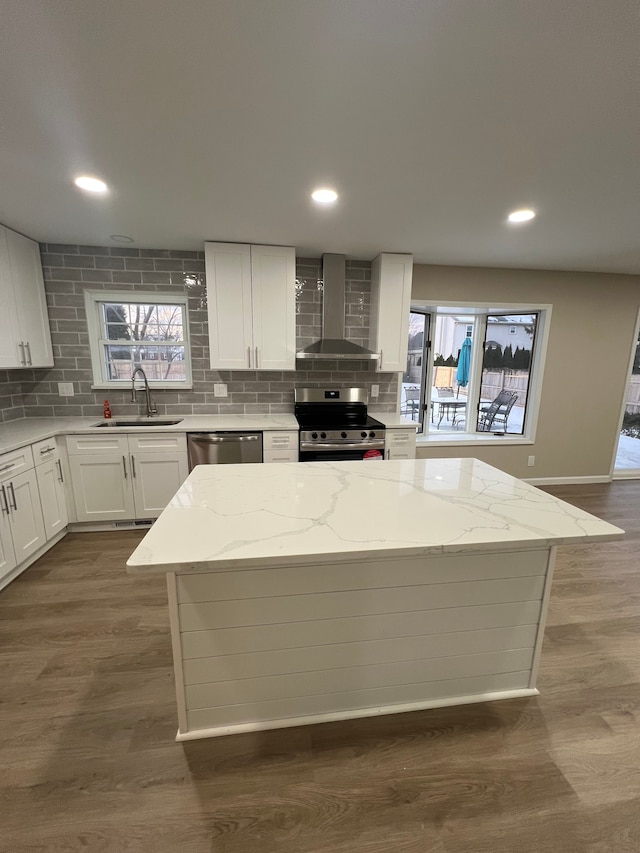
127, 433, 187, 453
263, 449, 298, 464
263, 431, 298, 451
0, 445, 34, 482
32, 437, 59, 466
66, 434, 130, 456
386, 429, 416, 446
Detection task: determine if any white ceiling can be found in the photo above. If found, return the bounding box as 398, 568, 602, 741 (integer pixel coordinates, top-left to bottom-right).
1, 0, 639, 273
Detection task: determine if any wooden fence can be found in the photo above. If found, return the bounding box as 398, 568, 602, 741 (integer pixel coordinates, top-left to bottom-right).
625, 375, 640, 414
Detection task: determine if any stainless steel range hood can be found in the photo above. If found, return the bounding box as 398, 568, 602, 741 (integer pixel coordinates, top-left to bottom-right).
296, 254, 380, 360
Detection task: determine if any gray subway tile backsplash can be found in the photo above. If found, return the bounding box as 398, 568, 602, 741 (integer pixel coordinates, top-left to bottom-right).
0, 248, 398, 422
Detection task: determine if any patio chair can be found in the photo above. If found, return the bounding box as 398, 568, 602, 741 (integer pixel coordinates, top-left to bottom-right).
401, 386, 421, 420
478, 390, 519, 432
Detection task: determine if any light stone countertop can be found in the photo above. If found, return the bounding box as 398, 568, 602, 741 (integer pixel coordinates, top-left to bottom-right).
368, 411, 420, 428
126, 458, 624, 574
0, 414, 300, 455
0, 412, 412, 456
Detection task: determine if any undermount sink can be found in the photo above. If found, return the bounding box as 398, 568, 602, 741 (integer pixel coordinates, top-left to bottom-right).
93, 419, 184, 428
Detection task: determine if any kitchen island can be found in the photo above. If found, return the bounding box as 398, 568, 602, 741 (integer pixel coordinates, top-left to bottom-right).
127, 458, 623, 741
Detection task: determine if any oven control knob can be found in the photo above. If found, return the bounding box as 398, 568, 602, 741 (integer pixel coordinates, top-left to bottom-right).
320, 432, 327, 439
361, 431, 367, 438
341, 431, 347, 439
311, 432, 318, 440
369, 431, 376, 438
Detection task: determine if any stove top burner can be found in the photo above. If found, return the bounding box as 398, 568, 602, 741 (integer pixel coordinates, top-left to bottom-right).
294, 387, 386, 452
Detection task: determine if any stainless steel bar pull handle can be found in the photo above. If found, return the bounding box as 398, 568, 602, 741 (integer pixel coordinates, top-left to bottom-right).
122, 455, 128, 478
379, 349, 383, 369
18, 342, 26, 365
255, 346, 259, 369
25, 341, 32, 365
0, 463, 13, 473
56, 459, 64, 483
193, 434, 259, 443
0, 485, 9, 515
40, 445, 55, 454
131, 454, 136, 478
247, 346, 252, 368
8, 482, 17, 511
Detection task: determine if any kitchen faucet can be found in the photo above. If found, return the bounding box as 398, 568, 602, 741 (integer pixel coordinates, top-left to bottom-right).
131, 367, 158, 417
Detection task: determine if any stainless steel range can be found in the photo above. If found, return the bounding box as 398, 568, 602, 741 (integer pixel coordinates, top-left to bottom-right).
294, 388, 386, 461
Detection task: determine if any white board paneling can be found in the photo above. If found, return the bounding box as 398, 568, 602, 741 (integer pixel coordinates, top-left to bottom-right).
186, 670, 531, 731
182, 624, 538, 685
176, 550, 548, 603
178, 576, 545, 631
185, 647, 534, 710
181, 600, 543, 658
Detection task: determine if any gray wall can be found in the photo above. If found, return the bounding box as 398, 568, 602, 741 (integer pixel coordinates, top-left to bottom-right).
0, 246, 397, 421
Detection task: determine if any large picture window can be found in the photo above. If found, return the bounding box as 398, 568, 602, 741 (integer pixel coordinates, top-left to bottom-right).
85, 291, 192, 388
402, 303, 550, 441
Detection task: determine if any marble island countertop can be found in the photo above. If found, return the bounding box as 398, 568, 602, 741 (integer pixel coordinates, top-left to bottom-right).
127, 458, 624, 574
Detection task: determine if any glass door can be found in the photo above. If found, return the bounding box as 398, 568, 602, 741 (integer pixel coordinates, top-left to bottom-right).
402, 312, 429, 423
614, 320, 640, 477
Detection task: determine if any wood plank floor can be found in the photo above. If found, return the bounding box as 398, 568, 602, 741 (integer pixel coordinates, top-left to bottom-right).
1, 482, 640, 852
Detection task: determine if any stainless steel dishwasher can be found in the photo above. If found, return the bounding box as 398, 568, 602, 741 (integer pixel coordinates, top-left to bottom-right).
187, 432, 263, 469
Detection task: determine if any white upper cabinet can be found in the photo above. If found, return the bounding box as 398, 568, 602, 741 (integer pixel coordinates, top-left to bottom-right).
369, 253, 413, 373
205, 242, 296, 371
0, 224, 53, 369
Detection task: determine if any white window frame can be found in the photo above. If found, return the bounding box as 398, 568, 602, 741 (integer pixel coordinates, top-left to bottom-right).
410, 301, 552, 447
85, 290, 193, 389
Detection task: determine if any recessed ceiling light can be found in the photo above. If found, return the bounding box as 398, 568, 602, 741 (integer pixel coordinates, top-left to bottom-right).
311, 188, 338, 204
110, 234, 134, 243
74, 175, 108, 193
507, 208, 536, 223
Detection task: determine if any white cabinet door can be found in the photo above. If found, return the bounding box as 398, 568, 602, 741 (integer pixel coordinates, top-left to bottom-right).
250, 245, 296, 371
69, 454, 135, 522
131, 450, 189, 519
5, 469, 47, 564
0, 226, 21, 369
3, 225, 53, 368
36, 458, 69, 540
0, 492, 18, 585
370, 253, 413, 373
205, 242, 254, 370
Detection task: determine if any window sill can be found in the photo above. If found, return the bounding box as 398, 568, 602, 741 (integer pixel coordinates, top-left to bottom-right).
90, 383, 193, 391
416, 432, 534, 448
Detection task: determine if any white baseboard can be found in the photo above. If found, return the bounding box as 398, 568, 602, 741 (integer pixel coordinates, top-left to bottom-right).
175, 688, 540, 742
524, 475, 611, 486
0, 528, 68, 592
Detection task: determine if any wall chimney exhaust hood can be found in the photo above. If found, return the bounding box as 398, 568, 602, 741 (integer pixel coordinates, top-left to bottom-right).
296, 254, 380, 360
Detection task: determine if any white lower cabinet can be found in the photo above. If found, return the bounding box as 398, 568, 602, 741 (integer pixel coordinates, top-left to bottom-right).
67, 433, 188, 523
0, 438, 68, 589
385, 427, 417, 460
68, 453, 136, 522
1, 468, 47, 565
0, 496, 18, 583
262, 431, 298, 463
35, 444, 69, 540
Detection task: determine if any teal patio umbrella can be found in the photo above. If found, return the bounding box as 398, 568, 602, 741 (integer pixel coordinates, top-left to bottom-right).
456, 337, 472, 394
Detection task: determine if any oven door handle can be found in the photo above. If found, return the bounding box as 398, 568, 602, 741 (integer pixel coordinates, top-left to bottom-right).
300, 440, 386, 451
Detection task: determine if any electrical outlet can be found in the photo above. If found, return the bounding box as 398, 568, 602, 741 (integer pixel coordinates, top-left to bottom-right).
528, 455, 535, 467
371, 384, 379, 398
213, 383, 227, 398
58, 382, 74, 397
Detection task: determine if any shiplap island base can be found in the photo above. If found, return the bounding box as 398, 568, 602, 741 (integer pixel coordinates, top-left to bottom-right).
126, 459, 623, 741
